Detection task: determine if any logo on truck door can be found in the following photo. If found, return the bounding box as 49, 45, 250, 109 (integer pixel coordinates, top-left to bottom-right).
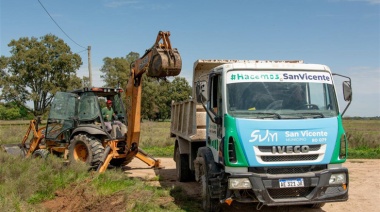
249, 130, 278, 142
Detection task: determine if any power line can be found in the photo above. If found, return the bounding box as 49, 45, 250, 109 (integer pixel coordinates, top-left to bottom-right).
75, 49, 88, 54
37, 0, 87, 50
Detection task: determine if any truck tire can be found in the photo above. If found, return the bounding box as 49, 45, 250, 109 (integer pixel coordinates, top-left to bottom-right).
68, 134, 104, 166
308, 203, 325, 208
175, 147, 193, 182
32, 149, 50, 159
197, 147, 220, 212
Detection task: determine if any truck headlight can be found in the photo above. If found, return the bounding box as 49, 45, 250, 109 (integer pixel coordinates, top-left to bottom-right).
329, 173, 346, 185
228, 178, 252, 189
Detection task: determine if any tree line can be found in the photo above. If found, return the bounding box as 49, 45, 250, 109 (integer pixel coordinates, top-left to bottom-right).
0, 34, 191, 120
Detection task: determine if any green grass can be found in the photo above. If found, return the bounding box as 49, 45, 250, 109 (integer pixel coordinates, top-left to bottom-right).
343, 119, 380, 159
0, 150, 199, 211
0, 152, 90, 210
0, 120, 198, 211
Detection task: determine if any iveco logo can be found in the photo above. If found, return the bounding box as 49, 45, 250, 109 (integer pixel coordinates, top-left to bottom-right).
272, 145, 310, 154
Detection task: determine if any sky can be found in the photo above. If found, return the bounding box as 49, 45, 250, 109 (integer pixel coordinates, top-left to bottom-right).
1, 0, 379, 117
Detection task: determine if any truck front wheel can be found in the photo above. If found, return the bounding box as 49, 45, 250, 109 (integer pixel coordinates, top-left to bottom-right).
197, 147, 220, 212
308, 203, 326, 208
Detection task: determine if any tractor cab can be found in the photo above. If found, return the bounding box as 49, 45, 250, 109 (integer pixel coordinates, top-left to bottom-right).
44, 87, 128, 144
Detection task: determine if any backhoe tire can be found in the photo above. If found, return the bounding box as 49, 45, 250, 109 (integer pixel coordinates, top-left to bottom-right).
32, 149, 50, 159
68, 134, 104, 166
175, 147, 193, 182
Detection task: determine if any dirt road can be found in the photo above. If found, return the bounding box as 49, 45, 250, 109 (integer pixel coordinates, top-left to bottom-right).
126, 158, 380, 212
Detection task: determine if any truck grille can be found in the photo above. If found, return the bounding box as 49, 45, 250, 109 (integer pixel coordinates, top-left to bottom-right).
258, 145, 321, 152
268, 187, 315, 199
255, 144, 324, 163
262, 155, 319, 162
249, 165, 326, 174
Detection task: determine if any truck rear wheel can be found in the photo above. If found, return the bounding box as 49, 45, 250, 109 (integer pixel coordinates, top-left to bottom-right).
175, 146, 193, 182
69, 134, 104, 166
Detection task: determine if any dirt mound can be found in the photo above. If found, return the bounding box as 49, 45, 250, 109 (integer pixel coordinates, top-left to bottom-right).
42, 181, 126, 212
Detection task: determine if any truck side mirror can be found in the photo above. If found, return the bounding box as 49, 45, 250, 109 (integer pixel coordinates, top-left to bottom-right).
196, 81, 207, 103
333, 73, 352, 116
343, 81, 352, 102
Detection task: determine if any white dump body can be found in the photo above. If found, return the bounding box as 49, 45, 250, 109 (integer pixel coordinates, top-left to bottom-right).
170, 60, 235, 142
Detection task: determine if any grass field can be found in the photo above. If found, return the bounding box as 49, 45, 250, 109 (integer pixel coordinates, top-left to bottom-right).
0, 119, 378, 211
0, 120, 175, 156
343, 119, 380, 159
1, 119, 379, 158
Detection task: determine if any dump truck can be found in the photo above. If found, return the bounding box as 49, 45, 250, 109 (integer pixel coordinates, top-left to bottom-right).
2, 31, 182, 173
171, 59, 352, 211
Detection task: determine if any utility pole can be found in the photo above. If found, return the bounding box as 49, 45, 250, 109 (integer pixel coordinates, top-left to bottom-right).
88, 46, 92, 87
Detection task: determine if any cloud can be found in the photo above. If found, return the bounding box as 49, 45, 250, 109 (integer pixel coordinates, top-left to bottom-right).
346, 67, 380, 94
104, 0, 139, 8
331, 0, 380, 4
103, 0, 171, 9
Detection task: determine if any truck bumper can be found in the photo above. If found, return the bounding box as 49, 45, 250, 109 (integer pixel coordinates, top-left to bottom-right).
226, 167, 348, 206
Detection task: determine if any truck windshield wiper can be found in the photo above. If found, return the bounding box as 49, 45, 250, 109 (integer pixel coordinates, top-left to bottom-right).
299, 112, 325, 118
251, 112, 282, 119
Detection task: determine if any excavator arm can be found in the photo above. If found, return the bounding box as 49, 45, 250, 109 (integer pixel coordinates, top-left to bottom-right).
97, 31, 181, 172
125, 31, 182, 165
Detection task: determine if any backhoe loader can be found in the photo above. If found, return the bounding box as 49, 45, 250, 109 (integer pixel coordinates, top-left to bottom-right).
2, 31, 182, 173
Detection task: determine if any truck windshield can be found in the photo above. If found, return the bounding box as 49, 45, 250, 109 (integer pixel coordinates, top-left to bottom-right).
226, 70, 339, 119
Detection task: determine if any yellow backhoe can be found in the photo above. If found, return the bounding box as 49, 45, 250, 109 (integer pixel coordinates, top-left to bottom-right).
2, 31, 182, 173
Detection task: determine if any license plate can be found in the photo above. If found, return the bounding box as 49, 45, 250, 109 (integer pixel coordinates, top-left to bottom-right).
279, 178, 304, 188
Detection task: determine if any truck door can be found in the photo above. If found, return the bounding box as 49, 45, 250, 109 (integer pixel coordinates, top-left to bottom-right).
208, 74, 223, 153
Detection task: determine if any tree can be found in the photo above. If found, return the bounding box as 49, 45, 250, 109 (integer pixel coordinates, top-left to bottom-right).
155, 77, 192, 120
100, 52, 139, 88
0, 56, 8, 88
1, 34, 82, 116
169, 77, 192, 102
99, 52, 192, 121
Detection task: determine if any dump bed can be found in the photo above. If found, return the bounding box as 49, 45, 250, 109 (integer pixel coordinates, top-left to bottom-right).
170, 60, 233, 142
170, 100, 205, 141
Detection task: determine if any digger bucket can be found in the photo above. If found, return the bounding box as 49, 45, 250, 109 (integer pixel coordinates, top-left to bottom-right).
147, 48, 182, 78
1, 144, 27, 157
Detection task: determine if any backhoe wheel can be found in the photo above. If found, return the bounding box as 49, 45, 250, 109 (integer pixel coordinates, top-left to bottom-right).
32, 149, 50, 159
175, 146, 193, 182
198, 148, 221, 212
68, 134, 104, 166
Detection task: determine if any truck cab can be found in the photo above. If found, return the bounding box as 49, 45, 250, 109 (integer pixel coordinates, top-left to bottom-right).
171, 59, 352, 211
